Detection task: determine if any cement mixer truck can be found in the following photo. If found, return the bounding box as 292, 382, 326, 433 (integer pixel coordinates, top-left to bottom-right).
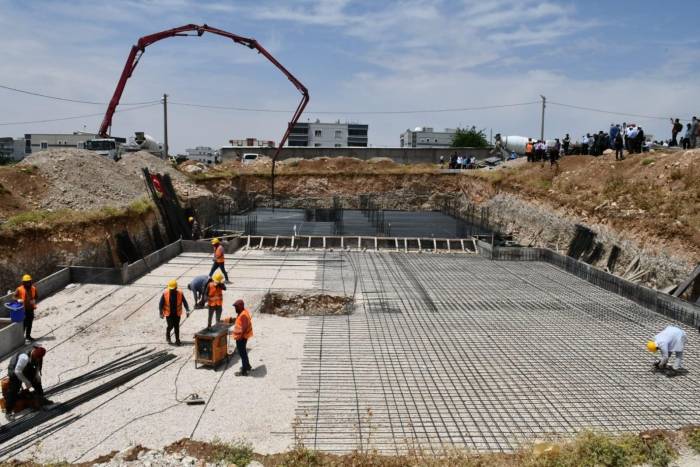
499, 135, 556, 155
86, 131, 163, 160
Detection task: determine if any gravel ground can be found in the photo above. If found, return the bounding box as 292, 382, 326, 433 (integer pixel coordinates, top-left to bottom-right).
0, 250, 337, 464
18, 149, 211, 212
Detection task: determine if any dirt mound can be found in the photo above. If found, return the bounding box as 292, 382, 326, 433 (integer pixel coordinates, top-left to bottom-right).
117, 151, 211, 200
261, 292, 353, 317
481, 148, 700, 262
19, 148, 146, 212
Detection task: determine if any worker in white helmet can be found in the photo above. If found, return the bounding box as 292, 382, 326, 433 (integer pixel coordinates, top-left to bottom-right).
647, 325, 687, 372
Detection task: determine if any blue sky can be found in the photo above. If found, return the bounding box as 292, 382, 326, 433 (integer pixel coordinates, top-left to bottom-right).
1, 0, 699, 152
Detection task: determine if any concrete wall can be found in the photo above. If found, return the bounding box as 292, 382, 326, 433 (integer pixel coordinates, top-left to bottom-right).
122, 240, 184, 283
0, 268, 72, 317
0, 319, 24, 358
220, 146, 492, 164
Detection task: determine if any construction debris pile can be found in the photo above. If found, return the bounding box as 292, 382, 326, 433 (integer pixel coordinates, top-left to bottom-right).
13, 149, 211, 213
260, 292, 353, 317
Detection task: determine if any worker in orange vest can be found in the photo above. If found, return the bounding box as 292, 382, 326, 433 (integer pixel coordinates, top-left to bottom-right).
159, 280, 190, 346
14, 274, 38, 342
232, 299, 253, 376
209, 238, 230, 283
207, 272, 226, 329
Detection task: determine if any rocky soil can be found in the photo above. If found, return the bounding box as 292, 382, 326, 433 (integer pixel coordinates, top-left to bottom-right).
0, 149, 214, 217
260, 292, 353, 317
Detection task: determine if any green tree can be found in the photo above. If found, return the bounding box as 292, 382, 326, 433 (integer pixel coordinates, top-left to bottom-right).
451, 126, 489, 148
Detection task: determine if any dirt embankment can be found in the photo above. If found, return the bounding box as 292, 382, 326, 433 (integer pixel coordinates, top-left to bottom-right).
194, 152, 698, 289
0, 207, 163, 294
0, 149, 223, 291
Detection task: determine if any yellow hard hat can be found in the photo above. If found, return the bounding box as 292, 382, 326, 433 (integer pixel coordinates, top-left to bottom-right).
212, 272, 224, 283
167, 279, 178, 290
22, 274, 32, 282
211, 238, 220, 245
188, 216, 194, 222
647, 341, 657, 353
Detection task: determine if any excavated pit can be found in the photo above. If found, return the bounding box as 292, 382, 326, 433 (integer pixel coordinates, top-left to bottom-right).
261, 292, 353, 317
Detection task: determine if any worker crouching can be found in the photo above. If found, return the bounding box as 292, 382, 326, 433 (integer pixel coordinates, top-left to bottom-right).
207, 272, 226, 329
232, 299, 253, 377
647, 325, 687, 374
160, 280, 190, 346
4, 346, 51, 421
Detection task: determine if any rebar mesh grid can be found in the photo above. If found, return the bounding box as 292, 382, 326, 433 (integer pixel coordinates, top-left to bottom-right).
294, 252, 700, 453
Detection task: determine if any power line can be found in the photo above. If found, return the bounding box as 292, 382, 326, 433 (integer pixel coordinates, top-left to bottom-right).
548, 101, 674, 121
0, 102, 160, 126
0, 84, 159, 106
168, 101, 541, 114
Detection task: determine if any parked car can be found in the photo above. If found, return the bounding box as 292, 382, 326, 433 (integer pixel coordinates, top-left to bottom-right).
242, 153, 259, 165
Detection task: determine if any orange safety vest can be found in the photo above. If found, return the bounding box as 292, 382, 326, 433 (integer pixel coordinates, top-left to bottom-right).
15, 285, 37, 311
525, 142, 533, 153
214, 245, 225, 264
207, 282, 223, 307
233, 308, 253, 341
162, 289, 183, 317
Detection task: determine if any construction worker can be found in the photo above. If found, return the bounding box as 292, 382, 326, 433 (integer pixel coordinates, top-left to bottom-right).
14, 274, 37, 342
207, 272, 226, 328
232, 299, 253, 376
209, 238, 230, 283
189, 216, 201, 240
187, 274, 209, 308
159, 280, 190, 346
4, 346, 51, 421
647, 325, 687, 372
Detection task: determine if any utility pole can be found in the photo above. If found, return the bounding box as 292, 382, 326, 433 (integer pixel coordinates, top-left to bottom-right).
162, 93, 169, 160
540, 94, 546, 141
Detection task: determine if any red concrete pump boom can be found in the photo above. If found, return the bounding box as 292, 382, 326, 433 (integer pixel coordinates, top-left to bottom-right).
98, 24, 309, 204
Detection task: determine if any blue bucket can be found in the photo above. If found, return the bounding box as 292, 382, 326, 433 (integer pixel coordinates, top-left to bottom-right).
4, 301, 25, 323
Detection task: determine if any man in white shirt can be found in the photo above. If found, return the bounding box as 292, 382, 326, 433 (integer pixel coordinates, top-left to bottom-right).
647, 325, 687, 372
4, 346, 50, 420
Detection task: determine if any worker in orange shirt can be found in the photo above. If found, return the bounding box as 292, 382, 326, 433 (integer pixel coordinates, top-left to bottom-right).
209, 238, 230, 283
232, 299, 253, 376
159, 280, 190, 346
207, 272, 226, 329
14, 274, 38, 342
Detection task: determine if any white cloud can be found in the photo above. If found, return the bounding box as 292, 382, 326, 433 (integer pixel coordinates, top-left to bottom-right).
0, 0, 696, 153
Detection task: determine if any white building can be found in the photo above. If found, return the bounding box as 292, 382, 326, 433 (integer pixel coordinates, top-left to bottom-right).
185, 146, 220, 164
288, 120, 368, 147
23, 132, 97, 155
229, 138, 275, 148
400, 127, 457, 148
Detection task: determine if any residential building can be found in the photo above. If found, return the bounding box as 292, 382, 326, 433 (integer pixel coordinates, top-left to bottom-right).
229, 138, 275, 148
288, 120, 368, 147
23, 132, 97, 155
400, 127, 457, 148
185, 146, 220, 164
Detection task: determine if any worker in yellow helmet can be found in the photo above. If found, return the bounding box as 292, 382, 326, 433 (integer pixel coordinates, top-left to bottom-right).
647, 325, 687, 373
209, 238, 230, 283
159, 280, 190, 345
188, 216, 201, 240
14, 274, 38, 342
206, 272, 227, 329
